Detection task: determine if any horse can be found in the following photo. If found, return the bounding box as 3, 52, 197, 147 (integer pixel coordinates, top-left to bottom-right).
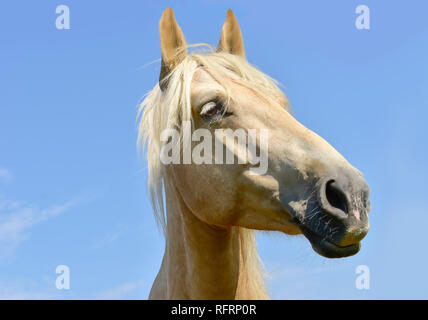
138, 7, 371, 299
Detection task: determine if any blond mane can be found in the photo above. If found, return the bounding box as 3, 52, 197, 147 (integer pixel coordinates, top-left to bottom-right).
138, 48, 288, 299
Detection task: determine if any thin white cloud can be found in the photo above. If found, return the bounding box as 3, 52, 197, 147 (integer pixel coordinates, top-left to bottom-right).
0, 276, 65, 300
0, 198, 78, 258
0, 168, 12, 182
90, 224, 126, 250
93, 279, 145, 299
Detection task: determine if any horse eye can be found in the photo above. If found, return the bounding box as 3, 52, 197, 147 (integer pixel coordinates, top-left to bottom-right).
200, 101, 224, 119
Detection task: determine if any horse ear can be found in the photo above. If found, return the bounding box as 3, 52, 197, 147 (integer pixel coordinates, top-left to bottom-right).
159, 7, 187, 91
217, 9, 245, 58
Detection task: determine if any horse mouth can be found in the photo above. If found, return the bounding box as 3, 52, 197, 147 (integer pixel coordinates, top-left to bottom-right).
298, 224, 361, 258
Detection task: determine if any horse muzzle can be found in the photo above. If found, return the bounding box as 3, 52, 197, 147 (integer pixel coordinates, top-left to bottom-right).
295, 172, 371, 258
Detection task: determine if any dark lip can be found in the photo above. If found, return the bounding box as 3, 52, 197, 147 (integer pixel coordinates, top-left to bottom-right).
298, 224, 361, 259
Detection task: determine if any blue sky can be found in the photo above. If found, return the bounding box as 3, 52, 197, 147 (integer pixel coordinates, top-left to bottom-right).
0, 0, 427, 299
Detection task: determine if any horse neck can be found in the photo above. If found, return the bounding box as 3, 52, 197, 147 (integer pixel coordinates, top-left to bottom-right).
161, 173, 268, 299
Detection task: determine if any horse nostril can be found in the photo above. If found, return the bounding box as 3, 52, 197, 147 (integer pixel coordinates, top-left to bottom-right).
325, 180, 349, 214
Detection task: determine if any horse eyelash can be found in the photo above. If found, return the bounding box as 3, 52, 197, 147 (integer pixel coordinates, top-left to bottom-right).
200, 99, 232, 121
